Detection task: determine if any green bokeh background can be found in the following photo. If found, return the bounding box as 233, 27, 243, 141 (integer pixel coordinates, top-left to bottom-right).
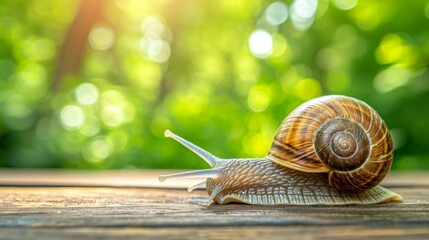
0, 0, 428, 170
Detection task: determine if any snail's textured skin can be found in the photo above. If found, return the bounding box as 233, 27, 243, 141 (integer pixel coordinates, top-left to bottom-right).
206, 158, 400, 205
269, 95, 394, 192
159, 95, 402, 205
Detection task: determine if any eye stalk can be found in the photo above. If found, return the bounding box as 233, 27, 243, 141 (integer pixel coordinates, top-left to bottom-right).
163, 130, 221, 167
159, 130, 223, 183
159, 130, 226, 204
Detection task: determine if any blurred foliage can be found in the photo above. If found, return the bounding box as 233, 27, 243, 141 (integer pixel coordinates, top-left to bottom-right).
0, 0, 429, 170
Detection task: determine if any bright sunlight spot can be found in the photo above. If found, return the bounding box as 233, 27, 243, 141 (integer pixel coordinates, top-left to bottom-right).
290, 0, 318, 30
60, 105, 84, 130
248, 29, 273, 58
89, 26, 115, 51
265, 1, 289, 26
75, 83, 99, 105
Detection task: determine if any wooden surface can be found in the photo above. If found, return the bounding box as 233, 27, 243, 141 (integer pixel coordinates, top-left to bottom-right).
0, 170, 428, 239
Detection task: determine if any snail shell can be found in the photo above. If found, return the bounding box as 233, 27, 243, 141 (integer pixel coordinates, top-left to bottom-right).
268, 95, 394, 192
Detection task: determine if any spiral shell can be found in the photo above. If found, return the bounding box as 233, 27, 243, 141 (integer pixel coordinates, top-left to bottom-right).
267, 95, 394, 192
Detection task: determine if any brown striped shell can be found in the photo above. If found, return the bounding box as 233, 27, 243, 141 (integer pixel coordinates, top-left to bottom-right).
267, 95, 394, 192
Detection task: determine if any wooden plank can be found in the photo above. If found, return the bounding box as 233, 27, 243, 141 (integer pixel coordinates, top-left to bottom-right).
0, 186, 428, 228
0, 226, 429, 240
0, 171, 428, 239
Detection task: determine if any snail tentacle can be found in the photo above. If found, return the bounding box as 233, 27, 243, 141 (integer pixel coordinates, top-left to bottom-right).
164, 130, 221, 167
158, 168, 222, 182
160, 130, 228, 205
187, 180, 206, 192
206, 185, 223, 206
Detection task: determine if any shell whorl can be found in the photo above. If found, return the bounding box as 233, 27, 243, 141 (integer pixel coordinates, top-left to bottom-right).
267, 95, 394, 192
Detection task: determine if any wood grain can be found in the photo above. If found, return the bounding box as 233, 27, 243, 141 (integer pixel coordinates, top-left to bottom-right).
0, 170, 428, 239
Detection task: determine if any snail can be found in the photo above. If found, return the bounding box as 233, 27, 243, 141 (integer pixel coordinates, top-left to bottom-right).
159, 95, 402, 205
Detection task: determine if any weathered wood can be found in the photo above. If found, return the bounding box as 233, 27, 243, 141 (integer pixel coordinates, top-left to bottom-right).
0, 171, 428, 239
0, 225, 429, 240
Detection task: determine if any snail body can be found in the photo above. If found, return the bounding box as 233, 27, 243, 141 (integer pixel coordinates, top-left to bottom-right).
159, 95, 402, 205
